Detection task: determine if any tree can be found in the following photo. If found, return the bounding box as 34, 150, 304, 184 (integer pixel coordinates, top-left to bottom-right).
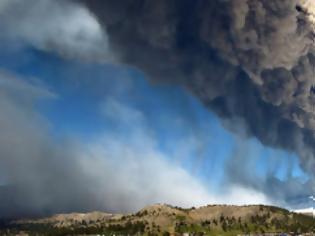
162, 231, 170, 236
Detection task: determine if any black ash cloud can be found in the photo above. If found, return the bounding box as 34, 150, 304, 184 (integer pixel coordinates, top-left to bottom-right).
75, 0, 315, 205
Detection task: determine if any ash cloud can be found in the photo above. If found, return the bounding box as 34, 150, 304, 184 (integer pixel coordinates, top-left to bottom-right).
76, 0, 315, 201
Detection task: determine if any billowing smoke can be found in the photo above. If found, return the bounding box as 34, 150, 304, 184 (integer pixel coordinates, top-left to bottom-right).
75, 0, 315, 200
1, 0, 315, 217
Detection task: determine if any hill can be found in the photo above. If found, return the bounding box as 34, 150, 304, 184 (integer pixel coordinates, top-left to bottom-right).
1, 204, 315, 235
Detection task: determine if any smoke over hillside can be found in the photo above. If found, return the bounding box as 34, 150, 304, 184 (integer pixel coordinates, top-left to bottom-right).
1, 0, 315, 217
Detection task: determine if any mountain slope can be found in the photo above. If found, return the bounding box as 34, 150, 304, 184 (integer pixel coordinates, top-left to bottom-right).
1, 204, 315, 235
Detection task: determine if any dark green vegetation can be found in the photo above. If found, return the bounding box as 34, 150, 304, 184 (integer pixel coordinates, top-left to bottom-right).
1, 205, 315, 236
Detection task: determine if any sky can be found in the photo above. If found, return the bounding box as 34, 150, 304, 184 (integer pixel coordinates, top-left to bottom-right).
0, 0, 314, 218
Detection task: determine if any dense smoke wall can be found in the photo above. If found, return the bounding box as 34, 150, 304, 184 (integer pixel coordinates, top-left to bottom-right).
78, 0, 315, 177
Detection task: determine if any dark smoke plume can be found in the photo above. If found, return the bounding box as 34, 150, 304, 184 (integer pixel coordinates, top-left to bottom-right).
75, 0, 315, 203
77, 0, 315, 171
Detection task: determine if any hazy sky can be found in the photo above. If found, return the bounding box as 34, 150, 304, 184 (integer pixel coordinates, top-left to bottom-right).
0, 0, 314, 218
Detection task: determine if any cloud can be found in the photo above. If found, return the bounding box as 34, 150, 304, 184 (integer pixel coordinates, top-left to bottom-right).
0, 0, 113, 61
0, 73, 271, 218
101, 97, 146, 127
0, 70, 57, 101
